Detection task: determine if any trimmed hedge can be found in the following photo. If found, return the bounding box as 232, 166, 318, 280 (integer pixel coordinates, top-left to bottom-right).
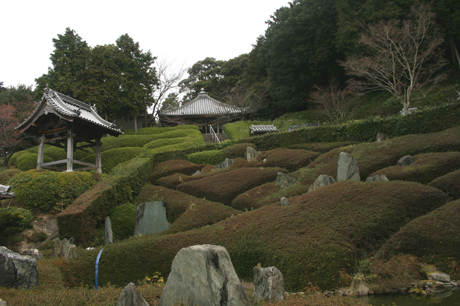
99, 135, 157, 152
221, 143, 257, 159
289, 141, 358, 153
82, 147, 142, 173
429, 169, 460, 200
256, 148, 321, 172
231, 183, 280, 211
242, 102, 460, 150
123, 125, 199, 135
369, 152, 460, 184
187, 150, 226, 165
377, 199, 460, 278
0, 168, 21, 184
134, 183, 241, 234
10, 170, 98, 213
143, 137, 189, 150
63, 180, 448, 291
176, 167, 288, 206
16, 153, 53, 171
110, 203, 136, 241
149, 160, 205, 184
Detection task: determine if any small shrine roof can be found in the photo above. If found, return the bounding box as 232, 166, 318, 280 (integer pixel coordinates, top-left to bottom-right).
159, 89, 242, 117
250, 125, 279, 136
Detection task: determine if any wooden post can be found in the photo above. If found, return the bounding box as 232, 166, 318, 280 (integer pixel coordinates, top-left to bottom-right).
95, 137, 102, 173
66, 128, 74, 172
36, 135, 45, 170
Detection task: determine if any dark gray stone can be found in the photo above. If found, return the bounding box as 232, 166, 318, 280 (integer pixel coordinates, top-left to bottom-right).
116, 282, 149, 306
308, 174, 336, 192
276, 172, 296, 190
159, 244, 249, 306
216, 158, 234, 169
397, 155, 414, 166
280, 197, 290, 206
366, 175, 389, 182
134, 202, 169, 236
105, 216, 113, 245
254, 266, 284, 303
0, 246, 38, 289
337, 152, 360, 182
245, 147, 259, 161
377, 133, 388, 141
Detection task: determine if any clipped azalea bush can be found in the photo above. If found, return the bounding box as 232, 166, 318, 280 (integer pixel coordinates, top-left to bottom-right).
289, 141, 358, 153
369, 152, 460, 184
221, 143, 257, 159
16, 153, 53, 171
231, 182, 280, 211
82, 147, 142, 173
134, 183, 241, 234
10, 170, 98, 213
429, 169, 460, 199
377, 199, 460, 279
187, 150, 226, 165
256, 148, 321, 172
143, 137, 189, 150
62, 180, 448, 291
0, 207, 34, 249
110, 203, 136, 241
176, 167, 287, 206
0, 168, 21, 184
149, 160, 205, 184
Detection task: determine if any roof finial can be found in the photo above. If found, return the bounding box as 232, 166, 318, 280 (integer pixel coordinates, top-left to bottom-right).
200, 88, 206, 94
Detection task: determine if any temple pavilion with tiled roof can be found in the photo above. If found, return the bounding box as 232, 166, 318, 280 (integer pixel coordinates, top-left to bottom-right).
158, 89, 244, 133
16, 87, 122, 173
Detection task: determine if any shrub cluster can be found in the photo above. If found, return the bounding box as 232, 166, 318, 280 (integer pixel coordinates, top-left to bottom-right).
10, 170, 97, 213
429, 169, 460, 200
256, 148, 321, 172
149, 160, 204, 184
187, 150, 226, 165
0, 207, 34, 248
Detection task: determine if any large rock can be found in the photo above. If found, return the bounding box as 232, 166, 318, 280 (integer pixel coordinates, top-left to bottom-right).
429, 272, 451, 283
134, 201, 169, 236
116, 282, 149, 306
0, 298, 6, 306
0, 246, 38, 289
50, 238, 77, 259
105, 216, 113, 245
245, 147, 259, 161
217, 158, 234, 169
337, 152, 360, 182
397, 155, 414, 166
280, 197, 290, 206
276, 172, 296, 190
376, 132, 388, 142
253, 266, 284, 303
308, 174, 336, 192
159, 244, 250, 306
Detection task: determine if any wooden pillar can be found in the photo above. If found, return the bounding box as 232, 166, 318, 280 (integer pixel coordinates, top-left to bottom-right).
66, 128, 74, 172
36, 135, 45, 170
95, 137, 102, 173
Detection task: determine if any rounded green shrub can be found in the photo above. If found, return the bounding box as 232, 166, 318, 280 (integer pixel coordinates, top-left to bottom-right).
110, 203, 136, 241
0, 207, 34, 229
82, 147, 142, 173
16, 153, 53, 171
10, 170, 97, 213
187, 150, 225, 165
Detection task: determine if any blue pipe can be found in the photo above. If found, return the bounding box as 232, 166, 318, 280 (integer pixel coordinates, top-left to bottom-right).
95, 248, 104, 290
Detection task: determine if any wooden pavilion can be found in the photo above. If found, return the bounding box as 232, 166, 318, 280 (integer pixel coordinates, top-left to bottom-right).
158, 89, 244, 133
16, 87, 122, 173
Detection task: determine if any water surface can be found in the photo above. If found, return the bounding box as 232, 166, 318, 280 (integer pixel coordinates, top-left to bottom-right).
358, 288, 459, 306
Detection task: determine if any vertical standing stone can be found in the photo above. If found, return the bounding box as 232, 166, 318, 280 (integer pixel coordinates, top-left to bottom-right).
245, 147, 259, 161
134, 202, 169, 236
50, 238, 62, 258
253, 266, 284, 303
105, 216, 113, 245
308, 174, 336, 192
60, 238, 77, 259
116, 282, 149, 306
337, 152, 360, 182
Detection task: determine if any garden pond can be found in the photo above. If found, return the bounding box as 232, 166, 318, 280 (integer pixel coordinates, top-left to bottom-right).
358, 288, 459, 305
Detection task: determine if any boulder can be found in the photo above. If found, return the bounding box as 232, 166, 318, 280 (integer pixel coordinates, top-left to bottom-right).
337, 152, 360, 182
134, 202, 169, 236
397, 155, 414, 166
192, 170, 201, 176
0, 298, 6, 306
159, 244, 249, 306
245, 147, 259, 161
377, 132, 388, 142
308, 174, 336, 192
0, 246, 38, 289
253, 266, 284, 303
280, 197, 290, 206
276, 172, 296, 190
366, 175, 389, 182
21, 247, 43, 260
105, 216, 113, 245
429, 272, 451, 283
116, 282, 149, 306
216, 158, 234, 169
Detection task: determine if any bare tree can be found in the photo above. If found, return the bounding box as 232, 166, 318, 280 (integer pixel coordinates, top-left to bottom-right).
309, 78, 353, 123
151, 58, 187, 124
220, 84, 267, 119
342, 3, 448, 115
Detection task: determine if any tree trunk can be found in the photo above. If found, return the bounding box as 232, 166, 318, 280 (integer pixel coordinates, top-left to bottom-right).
449, 36, 460, 70
134, 115, 138, 133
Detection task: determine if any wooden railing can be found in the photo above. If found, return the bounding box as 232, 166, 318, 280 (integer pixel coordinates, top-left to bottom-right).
208, 125, 221, 143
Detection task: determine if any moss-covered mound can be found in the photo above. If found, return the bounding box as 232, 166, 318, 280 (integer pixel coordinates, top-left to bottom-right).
64, 180, 447, 291
231, 183, 280, 211
369, 152, 460, 184
176, 167, 287, 205
82, 147, 142, 173
429, 169, 460, 200
149, 160, 205, 184
134, 183, 241, 234
289, 141, 358, 153
256, 148, 321, 172
377, 199, 460, 278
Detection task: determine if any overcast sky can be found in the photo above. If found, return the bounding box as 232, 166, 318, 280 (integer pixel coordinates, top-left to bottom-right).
1, 0, 290, 89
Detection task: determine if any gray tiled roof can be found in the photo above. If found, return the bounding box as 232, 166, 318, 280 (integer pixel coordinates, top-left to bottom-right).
17, 88, 122, 134
250, 125, 279, 136
159, 89, 242, 116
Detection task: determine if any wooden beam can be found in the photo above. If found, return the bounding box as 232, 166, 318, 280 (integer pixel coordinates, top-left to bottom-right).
38, 126, 68, 135
66, 128, 74, 172
44, 136, 68, 144
95, 137, 102, 173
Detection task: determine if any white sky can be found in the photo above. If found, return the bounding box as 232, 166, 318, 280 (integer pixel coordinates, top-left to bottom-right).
1, 0, 290, 89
